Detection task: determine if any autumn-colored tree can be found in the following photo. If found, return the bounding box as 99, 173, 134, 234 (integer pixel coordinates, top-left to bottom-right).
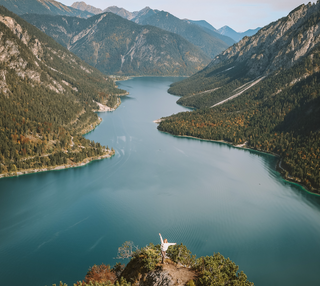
84, 264, 117, 284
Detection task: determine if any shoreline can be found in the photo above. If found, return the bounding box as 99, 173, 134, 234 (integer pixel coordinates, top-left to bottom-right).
0, 150, 115, 180
92, 98, 122, 113
0, 80, 127, 180
0, 107, 119, 180
156, 127, 320, 196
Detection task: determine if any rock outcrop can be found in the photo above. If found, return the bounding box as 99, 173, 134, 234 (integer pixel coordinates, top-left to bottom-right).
210, 2, 320, 76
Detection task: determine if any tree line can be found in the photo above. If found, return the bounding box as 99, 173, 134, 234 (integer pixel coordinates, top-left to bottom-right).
158, 46, 320, 192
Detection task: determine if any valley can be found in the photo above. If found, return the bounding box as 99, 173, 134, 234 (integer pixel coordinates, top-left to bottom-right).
0, 1, 320, 286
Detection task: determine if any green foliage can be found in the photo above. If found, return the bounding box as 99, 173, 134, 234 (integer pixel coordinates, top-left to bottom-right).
158, 8, 320, 193
106, 95, 119, 108
115, 277, 131, 286
0, 6, 120, 175
166, 243, 196, 267
186, 280, 196, 286
132, 243, 161, 272
50, 244, 252, 286
158, 54, 320, 192
195, 253, 253, 286
119, 243, 253, 286
120, 243, 161, 283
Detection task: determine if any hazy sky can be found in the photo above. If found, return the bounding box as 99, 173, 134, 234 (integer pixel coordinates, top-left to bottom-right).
60, 0, 312, 31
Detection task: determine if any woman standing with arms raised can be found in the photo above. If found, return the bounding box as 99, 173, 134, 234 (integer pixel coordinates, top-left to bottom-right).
159, 233, 176, 264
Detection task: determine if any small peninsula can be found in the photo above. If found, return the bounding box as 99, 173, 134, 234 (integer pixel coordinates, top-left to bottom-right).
50, 242, 254, 286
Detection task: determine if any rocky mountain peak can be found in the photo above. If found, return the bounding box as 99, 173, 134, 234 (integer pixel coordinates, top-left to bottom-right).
209, 1, 320, 76
71, 1, 103, 14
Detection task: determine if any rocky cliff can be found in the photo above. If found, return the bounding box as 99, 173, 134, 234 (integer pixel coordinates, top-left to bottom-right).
168, 2, 320, 105
211, 2, 320, 77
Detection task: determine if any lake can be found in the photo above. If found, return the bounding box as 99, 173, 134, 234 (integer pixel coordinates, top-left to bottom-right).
0, 77, 320, 286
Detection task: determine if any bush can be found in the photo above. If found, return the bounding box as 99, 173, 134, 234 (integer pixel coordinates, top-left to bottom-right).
195, 253, 254, 286
132, 243, 161, 272
166, 243, 196, 267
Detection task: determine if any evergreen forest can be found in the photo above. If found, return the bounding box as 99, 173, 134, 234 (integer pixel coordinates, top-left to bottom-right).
158, 3, 320, 194
158, 48, 320, 192
0, 6, 124, 176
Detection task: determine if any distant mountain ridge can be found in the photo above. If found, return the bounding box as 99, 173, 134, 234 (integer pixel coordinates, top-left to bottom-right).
136, 10, 233, 58
70, 2, 259, 43
71, 1, 103, 14
218, 25, 261, 42
70, 3, 234, 58
0, 0, 93, 17
22, 12, 210, 76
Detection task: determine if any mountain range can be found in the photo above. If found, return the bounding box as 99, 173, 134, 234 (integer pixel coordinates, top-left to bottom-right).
158, 2, 320, 193
1, 0, 235, 76
71, 3, 235, 58
22, 12, 211, 76
218, 26, 261, 42
71, 1, 260, 43
0, 0, 93, 17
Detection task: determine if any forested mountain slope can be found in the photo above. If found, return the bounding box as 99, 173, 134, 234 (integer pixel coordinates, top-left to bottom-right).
0, 0, 93, 17
138, 11, 234, 58
22, 12, 210, 76
158, 2, 320, 193
169, 2, 320, 108
0, 6, 125, 175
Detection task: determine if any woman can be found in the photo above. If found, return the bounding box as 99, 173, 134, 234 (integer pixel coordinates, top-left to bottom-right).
159, 233, 176, 264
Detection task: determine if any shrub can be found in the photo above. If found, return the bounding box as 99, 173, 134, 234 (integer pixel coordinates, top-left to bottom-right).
195, 253, 254, 286
166, 243, 196, 267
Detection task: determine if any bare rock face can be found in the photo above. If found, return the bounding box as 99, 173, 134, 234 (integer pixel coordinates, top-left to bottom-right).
0, 9, 87, 94
140, 269, 174, 286
137, 263, 196, 286
209, 2, 320, 76
71, 1, 103, 14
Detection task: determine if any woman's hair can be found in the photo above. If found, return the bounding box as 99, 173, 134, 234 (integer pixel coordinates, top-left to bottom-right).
164, 239, 168, 243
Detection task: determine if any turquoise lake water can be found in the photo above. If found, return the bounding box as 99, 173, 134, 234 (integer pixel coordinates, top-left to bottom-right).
0, 77, 320, 286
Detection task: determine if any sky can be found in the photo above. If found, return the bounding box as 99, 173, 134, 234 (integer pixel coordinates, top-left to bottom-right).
60, 0, 312, 32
